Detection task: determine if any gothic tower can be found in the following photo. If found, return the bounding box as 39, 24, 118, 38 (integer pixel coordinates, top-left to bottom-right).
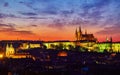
78, 26, 82, 40
75, 28, 78, 41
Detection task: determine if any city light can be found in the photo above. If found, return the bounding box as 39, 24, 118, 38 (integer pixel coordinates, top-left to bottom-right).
0, 54, 3, 59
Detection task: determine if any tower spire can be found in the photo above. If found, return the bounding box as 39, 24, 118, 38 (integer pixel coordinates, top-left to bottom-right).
78, 26, 82, 40
79, 26, 82, 33
75, 28, 78, 41
85, 29, 87, 34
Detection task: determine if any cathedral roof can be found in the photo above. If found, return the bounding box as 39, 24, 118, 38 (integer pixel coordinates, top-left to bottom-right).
82, 34, 94, 38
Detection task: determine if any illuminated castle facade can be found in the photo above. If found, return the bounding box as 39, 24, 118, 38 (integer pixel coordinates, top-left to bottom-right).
75, 26, 97, 42
2, 26, 120, 54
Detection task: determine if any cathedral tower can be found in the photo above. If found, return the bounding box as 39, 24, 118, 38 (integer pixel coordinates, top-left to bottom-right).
75, 28, 78, 41
78, 26, 82, 40
75, 26, 83, 41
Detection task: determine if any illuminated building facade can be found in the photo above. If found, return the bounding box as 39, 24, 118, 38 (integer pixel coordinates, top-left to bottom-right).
42, 27, 98, 51
2, 27, 120, 55
43, 41, 75, 50
97, 42, 120, 53
5, 43, 32, 58
97, 37, 120, 53
20, 43, 41, 50
74, 26, 97, 51
6, 44, 15, 57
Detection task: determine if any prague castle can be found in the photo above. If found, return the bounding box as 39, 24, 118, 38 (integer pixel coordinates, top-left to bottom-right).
0, 26, 120, 59
75, 26, 97, 42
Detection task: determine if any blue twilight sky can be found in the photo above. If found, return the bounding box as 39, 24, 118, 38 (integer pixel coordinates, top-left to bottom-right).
0, 0, 120, 41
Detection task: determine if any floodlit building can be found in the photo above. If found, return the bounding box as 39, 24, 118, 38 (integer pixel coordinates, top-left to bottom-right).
5, 43, 31, 58
3, 26, 120, 53
6, 44, 15, 57
20, 43, 41, 50
97, 37, 120, 53
43, 26, 97, 51
43, 41, 75, 50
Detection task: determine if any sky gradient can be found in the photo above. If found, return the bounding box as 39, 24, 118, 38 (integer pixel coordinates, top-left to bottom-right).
0, 0, 120, 42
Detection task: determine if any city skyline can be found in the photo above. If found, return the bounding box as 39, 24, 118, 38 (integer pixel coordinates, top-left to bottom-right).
0, 0, 120, 42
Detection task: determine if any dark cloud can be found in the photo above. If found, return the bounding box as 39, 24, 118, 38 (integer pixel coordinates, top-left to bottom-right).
0, 13, 45, 20
0, 13, 6, 18
60, 10, 74, 17
81, 0, 110, 10
20, 12, 37, 16
96, 25, 120, 35
44, 0, 111, 28
48, 18, 66, 29
41, 10, 58, 15
36, 0, 52, 3
0, 23, 36, 36
0, 13, 18, 18
0, 11, 51, 20
13, 30, 35, 35
88, 10, 104, 19
19, 0, 59, 15
0, 23, 15, 28
0, 23, 16, 32
41, 4, 59, 15
4, 2, 9, 7
26, 17, 48, 19
19, 1, 38, 10
70, 17, 83, 25
77, 0, 111, 26
30, 25, 38, 27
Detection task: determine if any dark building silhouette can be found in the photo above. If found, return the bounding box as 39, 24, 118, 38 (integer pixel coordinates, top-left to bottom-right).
75, 26, 97, 42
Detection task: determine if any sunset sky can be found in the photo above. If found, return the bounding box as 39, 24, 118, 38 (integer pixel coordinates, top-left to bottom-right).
0, 0, 120, 42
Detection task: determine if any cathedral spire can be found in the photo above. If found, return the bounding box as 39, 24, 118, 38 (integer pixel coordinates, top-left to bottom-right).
79, 26, 82, 33
78, 26, 82, 40
85, 29, 87, 34
75, 28, 78, 40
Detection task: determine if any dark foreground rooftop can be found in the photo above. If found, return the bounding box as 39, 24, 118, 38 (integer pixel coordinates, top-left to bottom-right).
1, 51, 120, 75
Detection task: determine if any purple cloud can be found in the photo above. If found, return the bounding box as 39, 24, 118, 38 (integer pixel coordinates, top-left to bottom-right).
26, 17, 48, 19
0, 23, 36, 36
4, 2, 9, 7
13, 30, 35, 35
96, 25, 120, 35
48, 19, 65, 29
30, 25, 38, 27
20, 12, 37, 16
0, 13, 18, 18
